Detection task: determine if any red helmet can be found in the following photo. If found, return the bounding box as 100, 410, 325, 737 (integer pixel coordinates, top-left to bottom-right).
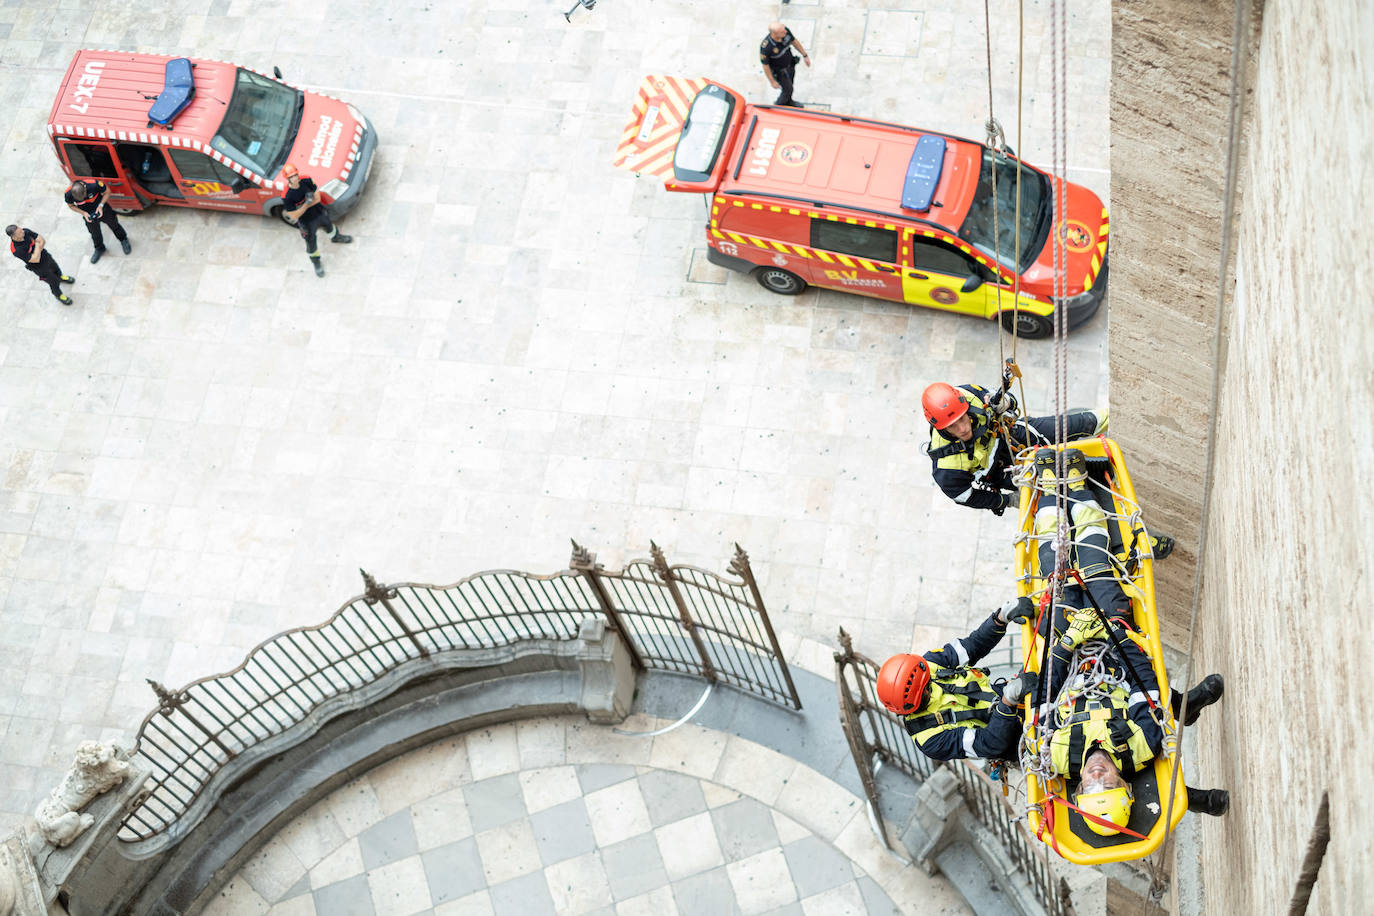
876, 654, 931, 715
922, 382, 969, 429
282, 163, 300, 179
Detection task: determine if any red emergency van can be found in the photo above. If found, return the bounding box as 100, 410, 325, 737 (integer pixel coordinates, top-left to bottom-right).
47, 50, 377, 221
617, 78, 1108, 338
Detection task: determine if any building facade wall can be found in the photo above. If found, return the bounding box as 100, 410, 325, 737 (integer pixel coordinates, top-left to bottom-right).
1112, 0, 1373, 912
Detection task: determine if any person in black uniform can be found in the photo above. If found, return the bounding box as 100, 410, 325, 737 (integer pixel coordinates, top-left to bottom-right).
7, 224, 74, 305
64, 180, 130, 264
281, 163, 352, 277
760, 21, 810, 108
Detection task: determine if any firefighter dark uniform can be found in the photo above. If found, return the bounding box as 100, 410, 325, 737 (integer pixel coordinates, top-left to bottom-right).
7, 225, 74, 304
883, 609, 1028, 763
926, 384, 1101, 514
760, 25, 807, 107
64, 180, 129, 263
281, 165, 351, 277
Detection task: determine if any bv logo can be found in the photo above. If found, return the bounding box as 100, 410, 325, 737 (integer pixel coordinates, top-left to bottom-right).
823, 269, 885, 289
69, 60, 105, 114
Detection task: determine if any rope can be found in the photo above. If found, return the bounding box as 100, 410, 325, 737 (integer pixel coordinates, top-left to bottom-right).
982, 0, 1009, 365
1147, 0, 1254, 904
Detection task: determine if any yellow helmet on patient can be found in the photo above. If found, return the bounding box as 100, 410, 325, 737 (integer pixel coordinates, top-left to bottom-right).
1076, 784, 1133, 836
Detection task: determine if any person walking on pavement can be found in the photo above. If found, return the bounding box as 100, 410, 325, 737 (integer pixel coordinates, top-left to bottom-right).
281, 163, 351, 277
760, 21, 810, 108
64, 180, 130, 264
7, 224, 74, 305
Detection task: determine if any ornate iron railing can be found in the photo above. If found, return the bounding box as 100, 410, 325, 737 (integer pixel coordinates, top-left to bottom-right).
119, 542, 799, 842
834, 629, 1067, 916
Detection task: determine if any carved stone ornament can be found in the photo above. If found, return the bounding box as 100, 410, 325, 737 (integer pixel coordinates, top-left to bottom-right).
34, 742, 132, 848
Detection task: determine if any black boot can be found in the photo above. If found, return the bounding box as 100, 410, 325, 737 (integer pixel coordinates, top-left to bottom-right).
312, 258, 325, 277
1186, 787, 1229, 816
90, 247, 105, 264
1180, 674, 1224, 726
330, 231, 352, 243
1149, 532, 1175, 560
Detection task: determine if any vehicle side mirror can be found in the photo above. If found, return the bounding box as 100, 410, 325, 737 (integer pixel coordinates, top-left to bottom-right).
273, 66, 283, 79
230, 177, 249, 193
961, 274, 984, 293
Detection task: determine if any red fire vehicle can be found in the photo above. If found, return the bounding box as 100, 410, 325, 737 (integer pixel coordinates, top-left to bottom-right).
47, 51, 377, 221
615, 77, 1108, 338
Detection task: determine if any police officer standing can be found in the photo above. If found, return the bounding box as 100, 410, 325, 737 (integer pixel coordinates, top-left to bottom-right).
64, 180, 131, 263
760, 21, 810, 108
7, 224, 74, 305
281, 163, 352, 277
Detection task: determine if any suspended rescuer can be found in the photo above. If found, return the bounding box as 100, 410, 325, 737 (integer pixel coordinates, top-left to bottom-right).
7, 224, 74, 305
876, 596, 1040, 764
64, 180, 130, 263
281, 163, 352, 277
760, 21, 810, 108
923, 379, 1114, 518
1027, 446, 1228, 832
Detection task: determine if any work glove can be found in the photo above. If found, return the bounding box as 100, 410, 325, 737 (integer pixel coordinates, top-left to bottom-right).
1001, 489, 1020, 513
997, 595, 1035, 626
1059, 608, 1106, 649
1001, 670, 1039, 706
989, 391, 1018, 420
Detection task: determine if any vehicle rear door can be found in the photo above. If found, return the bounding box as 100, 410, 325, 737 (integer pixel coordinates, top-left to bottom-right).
57, 140, 144, 210
808, 216, 904, 302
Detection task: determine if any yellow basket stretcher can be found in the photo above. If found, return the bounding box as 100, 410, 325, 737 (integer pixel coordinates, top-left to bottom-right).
1011, 436, 1187, 865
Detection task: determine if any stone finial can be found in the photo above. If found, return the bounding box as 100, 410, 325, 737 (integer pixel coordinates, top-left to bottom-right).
649, 540, 670, 577
569, 539, 596, 569
34, 742, 132, 848
727, 543, 751, 579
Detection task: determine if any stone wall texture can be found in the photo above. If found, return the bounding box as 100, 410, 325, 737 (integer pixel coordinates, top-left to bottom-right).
1112, 0, 1373, 913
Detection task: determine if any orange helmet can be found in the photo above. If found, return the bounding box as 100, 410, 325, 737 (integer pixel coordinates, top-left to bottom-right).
922, 383, 969, 429
282, 163, 300, 178
876, 654, 931, 715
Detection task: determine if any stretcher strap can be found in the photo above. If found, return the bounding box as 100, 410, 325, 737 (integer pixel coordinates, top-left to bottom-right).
1050, 793, 1151, 841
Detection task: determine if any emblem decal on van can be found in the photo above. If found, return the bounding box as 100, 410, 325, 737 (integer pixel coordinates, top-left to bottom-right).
747, 127, 782, 176
930, 286, 959, 304
69, 60, 105, 115
1059, 220, 1092, 253
778, 143, 810, 166
309, 115, 344, 169
771, 252, 788, 267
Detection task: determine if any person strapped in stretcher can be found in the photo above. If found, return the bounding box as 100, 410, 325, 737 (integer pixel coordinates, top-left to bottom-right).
1020, 446, 1229, 834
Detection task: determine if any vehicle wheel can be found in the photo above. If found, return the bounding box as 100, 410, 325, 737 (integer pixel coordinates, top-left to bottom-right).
271, 205, 297, 226
754, 266, 807, 296
999, 310, 1053, 339
113, 208, 137, 215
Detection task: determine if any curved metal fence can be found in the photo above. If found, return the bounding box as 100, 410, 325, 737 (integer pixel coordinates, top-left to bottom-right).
119, 542, 799, 843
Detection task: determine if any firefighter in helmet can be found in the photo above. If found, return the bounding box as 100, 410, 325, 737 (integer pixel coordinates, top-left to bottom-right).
876, 596, 1042, 763
921, 380, 1108, 518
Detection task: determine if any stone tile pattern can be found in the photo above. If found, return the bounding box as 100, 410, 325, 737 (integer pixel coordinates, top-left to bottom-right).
0, 0, 1110, 829
202, 717, 970, 915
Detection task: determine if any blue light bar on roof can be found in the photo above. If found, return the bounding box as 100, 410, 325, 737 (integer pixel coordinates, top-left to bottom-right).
901, 135, 946, 211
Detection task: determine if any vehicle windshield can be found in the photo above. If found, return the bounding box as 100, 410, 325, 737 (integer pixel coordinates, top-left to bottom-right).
957, 149, 1051, 274
211, 68, 302, 177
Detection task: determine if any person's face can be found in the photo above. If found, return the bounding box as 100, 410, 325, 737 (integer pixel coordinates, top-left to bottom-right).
944, 414, 973, 442
1079, 749, 1124, 792
286, 174, 300, 189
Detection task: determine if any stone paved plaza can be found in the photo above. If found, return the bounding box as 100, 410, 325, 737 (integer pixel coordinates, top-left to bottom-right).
205, 716, 969, 916
0, 0, 1109, 905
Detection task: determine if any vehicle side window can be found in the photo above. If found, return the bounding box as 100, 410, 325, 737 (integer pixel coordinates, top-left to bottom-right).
63, 142, 119, 179
169, 149, 239, 185
912, 238, 980, 277
810, 219, 899, 263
